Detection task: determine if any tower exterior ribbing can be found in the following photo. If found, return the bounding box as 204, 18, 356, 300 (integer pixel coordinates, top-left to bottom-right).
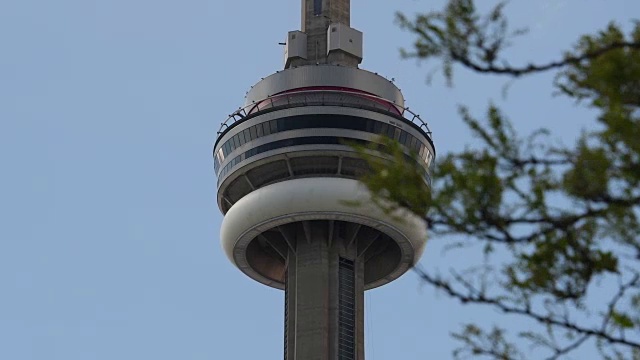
213, 1, 435, 359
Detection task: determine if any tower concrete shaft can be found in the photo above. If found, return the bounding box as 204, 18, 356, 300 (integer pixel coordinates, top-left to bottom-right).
302, 0, 350, 30
284, 221, 365, 360
288, 0, 361, 67
302, 0, 349, 62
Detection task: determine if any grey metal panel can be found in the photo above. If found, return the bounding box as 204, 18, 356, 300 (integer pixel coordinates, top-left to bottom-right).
284, 31, 307, 68
327, 23, 363, 60
244, 65, 404, 107
217, 143, 362, 187
216, 147, 350, 209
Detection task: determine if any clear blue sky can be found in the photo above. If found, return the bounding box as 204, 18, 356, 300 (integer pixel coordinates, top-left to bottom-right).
1, 1, 638, 359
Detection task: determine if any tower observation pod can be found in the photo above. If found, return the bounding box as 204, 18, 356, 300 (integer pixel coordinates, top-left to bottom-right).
213, 0, 435, 359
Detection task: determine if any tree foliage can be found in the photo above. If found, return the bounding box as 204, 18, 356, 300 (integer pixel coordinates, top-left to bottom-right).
360, 1, 640, 358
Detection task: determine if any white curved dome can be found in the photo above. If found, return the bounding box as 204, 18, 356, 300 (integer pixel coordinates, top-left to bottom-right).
220, 177, 428, 290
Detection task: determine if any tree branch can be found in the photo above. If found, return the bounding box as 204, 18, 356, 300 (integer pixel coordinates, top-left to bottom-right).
413, 266, 640, 349
449, 41, 640, 77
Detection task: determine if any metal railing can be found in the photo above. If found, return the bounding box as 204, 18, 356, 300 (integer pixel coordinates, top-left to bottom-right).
216, 89, 433, 140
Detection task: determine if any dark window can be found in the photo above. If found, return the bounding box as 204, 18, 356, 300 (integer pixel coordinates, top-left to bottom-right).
386, 125, 395, 138
239, 131, 246, 145
379, 123, 389, 137
285, 118, 297, 131
262, 122, 271, 136
365, 120, 375, 133
409, 136, 417, 150
399, 131, 407, 146
250, 126, 257, 140
373, 121, 383, 134
270, 120, 278, 133
338, 257, 356, 360
256, 123, 264, 137
284, 271, 289, 359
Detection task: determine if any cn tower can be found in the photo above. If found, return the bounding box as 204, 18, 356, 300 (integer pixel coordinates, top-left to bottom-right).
213, 0, 435, 358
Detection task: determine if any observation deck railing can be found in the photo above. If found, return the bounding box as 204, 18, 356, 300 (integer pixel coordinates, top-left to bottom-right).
216, 89, 433, 142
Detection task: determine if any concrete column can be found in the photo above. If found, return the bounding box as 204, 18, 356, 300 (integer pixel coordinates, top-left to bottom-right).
283, 221, 365, 359
300, 0, 351, 64
302, 0, 350, 31
292, 224, 330, 359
